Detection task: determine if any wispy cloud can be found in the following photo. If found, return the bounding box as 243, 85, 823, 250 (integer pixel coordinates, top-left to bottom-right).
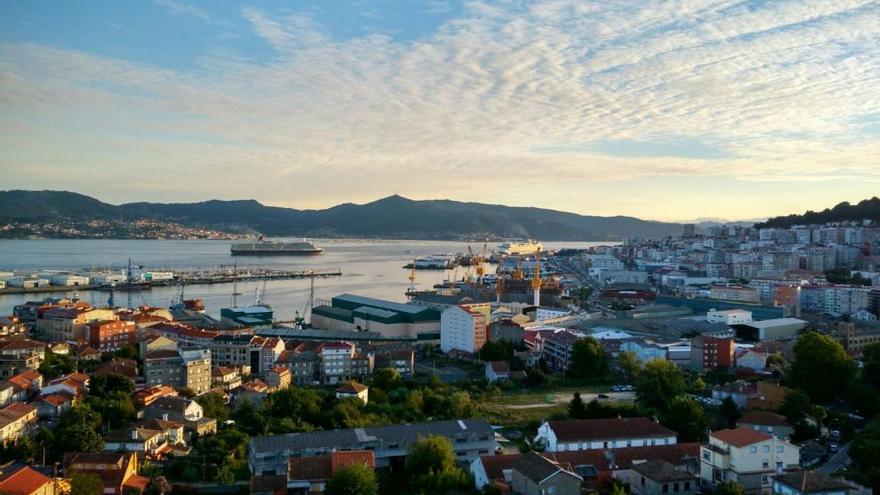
2, 0, 879, 219
154, 0, 212, 23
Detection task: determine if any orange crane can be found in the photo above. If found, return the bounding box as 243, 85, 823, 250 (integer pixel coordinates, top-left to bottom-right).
408, 260, 416, 293
475, 241, 488, 284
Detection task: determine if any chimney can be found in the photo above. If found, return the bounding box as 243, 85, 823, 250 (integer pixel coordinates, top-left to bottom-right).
131, 429, 139, 440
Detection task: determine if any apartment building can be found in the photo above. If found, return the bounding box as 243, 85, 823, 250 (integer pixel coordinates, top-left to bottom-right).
37, 307, 116, 342
319, 342, 373, 384
700, 428, 800, 495
144, 349, 212, 394
690, 336, 735, 371
0, 402, 38, 446
249, 418, 497, 475
440, 304, 489, 355
88, 319, 137, 352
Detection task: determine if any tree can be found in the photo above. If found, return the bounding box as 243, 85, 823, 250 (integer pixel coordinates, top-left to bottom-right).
86, 391, 135, 430
661, 397, 707, 442
850, 419, 880, 489
719, 397, 741, 429
479, 340, 512, 362
712, 481, 744, 495
406, 435, 457, 476
787, 331, 857, 403
568, 337, 608, 380
196, 392, 230, 423
862, 343, 880, 391
523, 368, 546, 387
325, 463, 379, 495
71, 472, 104, 495
618, 351, 642, 381
88, 373, 134, 398
636, 359, 685, 413
780, 390, 818, 441
372, 368, 402, 391
568, 392, 587, 419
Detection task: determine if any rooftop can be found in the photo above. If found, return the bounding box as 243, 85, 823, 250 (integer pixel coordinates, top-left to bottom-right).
547, 417, 676, 442
632, 460, 695, 482
711, 427, 772, 447
773, 471, 852, 493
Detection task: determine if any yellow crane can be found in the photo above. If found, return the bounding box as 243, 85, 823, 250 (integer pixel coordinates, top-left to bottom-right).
408, 260, 416, 292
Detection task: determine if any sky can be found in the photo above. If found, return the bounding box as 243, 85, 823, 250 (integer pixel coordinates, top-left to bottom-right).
1, 0, 879, 222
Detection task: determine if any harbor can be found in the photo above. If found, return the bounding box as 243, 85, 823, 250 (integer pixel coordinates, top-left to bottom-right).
0, 266, 342, 295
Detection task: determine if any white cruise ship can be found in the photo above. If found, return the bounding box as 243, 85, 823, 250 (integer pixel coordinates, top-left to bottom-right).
497, 239, 543, 256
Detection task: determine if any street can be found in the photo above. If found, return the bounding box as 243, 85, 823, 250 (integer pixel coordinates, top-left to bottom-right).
818, 441, 852, 475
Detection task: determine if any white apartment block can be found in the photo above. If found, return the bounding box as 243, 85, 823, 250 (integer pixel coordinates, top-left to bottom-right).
700, 428, 799, 495
440, 304, 488, 354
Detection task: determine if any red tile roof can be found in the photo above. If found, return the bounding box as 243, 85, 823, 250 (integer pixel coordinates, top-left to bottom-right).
738, 411, 790, 428
0, 466, 52, 495
330, 450, 375, 473
711, 427, 772, 447
336, 382, 367, 394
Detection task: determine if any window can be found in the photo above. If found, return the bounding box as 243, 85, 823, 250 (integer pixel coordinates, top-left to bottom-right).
777, 446, 783, 453
674, 483, 680, 492
763, 445, 770, 452
684, 482, 690, 491
663, 484, 669, 493
750, 446, 757, 453
702, 451, 710, 461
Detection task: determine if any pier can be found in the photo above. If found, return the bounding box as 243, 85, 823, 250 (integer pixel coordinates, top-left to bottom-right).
0, 268, 342, 295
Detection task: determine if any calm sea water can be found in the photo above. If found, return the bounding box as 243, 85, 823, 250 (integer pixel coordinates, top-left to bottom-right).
0, 239, 612, 319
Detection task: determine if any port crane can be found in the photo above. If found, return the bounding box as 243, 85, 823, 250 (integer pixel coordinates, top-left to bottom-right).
531, 247, 542, 305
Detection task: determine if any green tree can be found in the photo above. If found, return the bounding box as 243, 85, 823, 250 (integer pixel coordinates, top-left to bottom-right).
325, 463, 379, 495
862, 343, 880, 390
86, 391, 135, 429
850, 419, 880, 489
568, 392, 588, 419
71, 472, 104, 495
568, 337, 608, 380
372, 368, 402, 391
618, 351, 642, 382
636, 359, 685, 413
406, 435, 457, 477
196, 392, 230, 423
719, 397, 741, 429
661, 397, 707, 442
713, 481, 744, 495
88, 373, 134, 398
787, 331, 857, 403
780, 390, 818, 441
479, 340, 512, 362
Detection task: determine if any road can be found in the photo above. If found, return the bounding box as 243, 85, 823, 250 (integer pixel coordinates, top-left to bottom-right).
818, 441, 852, 474
503, 391, 636, 409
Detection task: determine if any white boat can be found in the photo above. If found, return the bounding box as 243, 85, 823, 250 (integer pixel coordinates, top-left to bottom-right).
413, 254, 454, 269
497, 239, 543, 256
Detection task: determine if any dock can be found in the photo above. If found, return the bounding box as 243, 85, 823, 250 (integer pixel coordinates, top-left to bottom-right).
0, 268, 342, 295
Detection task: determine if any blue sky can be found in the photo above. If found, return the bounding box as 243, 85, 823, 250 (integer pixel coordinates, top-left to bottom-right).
2, 0, 879, 221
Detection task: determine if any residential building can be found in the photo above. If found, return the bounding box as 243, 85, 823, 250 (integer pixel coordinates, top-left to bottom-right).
485, 361, 511, 382
535, 418, 677, 452
510, 451, 582, 495
334, 382, 368, 404
690, 336, 735, 371
440, 304, 489, 355
738, 411, 793, 440
249, 418, 497, 475
284, 450, 375, 494
145, 396, 217, 436
0, 466, 55, 495
37, 307, 116, 342
212, 366, 243, 390
0, 339, 46, 378
374, 349, 415, 379
265, 366, 291, 390
0, 402, 38, 445
700, 428, 800, 495
771, 471, 852, 495
630, 460, 699, 495
63, 452, 149, 495
541, 331, 581, 371
144, 348, 212, 394
87, 320, 137, 352
319, 342, 374, 384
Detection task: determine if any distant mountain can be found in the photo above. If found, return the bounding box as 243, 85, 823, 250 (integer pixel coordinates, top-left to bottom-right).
756, 197, 880, 229
0, 190, 685, 240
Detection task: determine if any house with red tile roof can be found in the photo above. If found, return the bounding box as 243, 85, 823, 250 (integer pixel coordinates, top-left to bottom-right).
63, 452, 149, 495
535, 417, 677, 452
700, 428, 800, 495
0, 465, 54, 495
34, 392, 75, 419
335, 381, 369, 404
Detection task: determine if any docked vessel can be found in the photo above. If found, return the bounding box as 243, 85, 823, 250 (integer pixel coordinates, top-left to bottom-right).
231, 238, 324, 256
497, 239, 543, 256
405, 254, 456, 269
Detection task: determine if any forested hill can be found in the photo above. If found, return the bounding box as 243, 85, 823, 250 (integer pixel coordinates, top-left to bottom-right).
756, 197, 880, 229
0, 190, 684, 241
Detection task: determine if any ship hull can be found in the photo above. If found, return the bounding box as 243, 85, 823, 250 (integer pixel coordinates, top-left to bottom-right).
231, 248, 324, 256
